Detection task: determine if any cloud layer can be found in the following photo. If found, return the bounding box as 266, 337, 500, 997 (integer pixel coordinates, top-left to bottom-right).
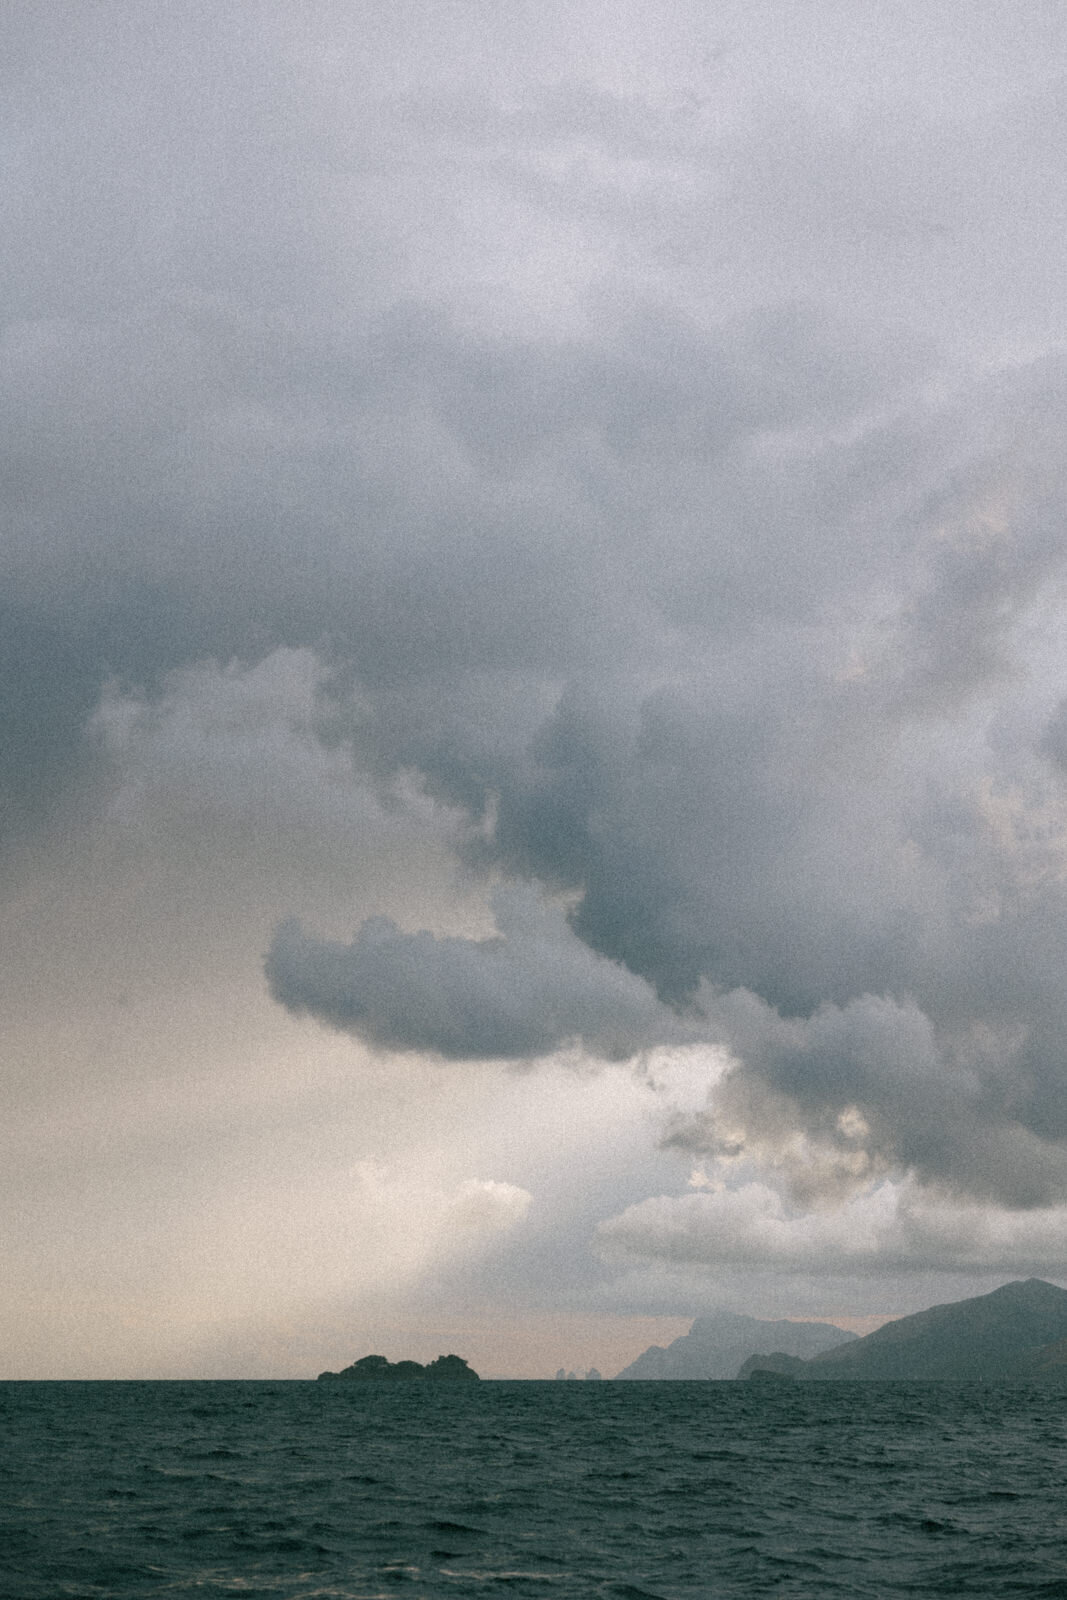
5, 2, 1067, 1370
598, 1179, 1067, 1278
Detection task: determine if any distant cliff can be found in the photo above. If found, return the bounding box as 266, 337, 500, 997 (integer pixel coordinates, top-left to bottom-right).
615, 1310, 855, 1379
317, 1353, 480, 1381
739, 1279, 1067, 1381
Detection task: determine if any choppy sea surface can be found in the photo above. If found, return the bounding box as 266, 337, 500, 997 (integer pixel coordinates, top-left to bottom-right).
3, 1379, 1067, 1600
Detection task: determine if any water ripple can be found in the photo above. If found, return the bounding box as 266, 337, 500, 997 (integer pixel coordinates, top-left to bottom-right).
3, 1379, 1067, 1598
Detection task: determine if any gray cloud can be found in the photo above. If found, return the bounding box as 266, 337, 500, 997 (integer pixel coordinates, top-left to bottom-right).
597, 1179, 1067, 1278
667, 988, 1067, 1210
5, 0, 1067, 1245
1039, 697, 1067, 772
266, 887, 690, 1061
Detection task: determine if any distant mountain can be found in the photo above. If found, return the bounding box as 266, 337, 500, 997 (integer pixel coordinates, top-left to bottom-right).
614, 1310, 856, 1379
739, 1279, 1067, 1381
317, 1353, 479, 1381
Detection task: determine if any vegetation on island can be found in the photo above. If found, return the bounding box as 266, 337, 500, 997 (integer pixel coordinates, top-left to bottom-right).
317, 1353, 480, 1381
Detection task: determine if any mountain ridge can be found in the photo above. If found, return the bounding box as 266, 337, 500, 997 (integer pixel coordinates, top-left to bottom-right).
615, 1309, 856, 1379
739, 1279, 1067, 1381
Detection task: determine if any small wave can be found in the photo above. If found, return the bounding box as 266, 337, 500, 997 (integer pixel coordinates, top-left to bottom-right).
438, 1569, 574, 1584
608, 1585, 671, 1600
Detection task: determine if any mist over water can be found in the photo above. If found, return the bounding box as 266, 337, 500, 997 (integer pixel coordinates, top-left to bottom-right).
4, 1381, 1066, 1598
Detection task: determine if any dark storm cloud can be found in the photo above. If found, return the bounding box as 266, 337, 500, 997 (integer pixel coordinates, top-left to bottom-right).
664, 988, 1067, 1210
266, 888, 689, 1061
5, 0, 1067, 1219
295, 344, 1067, 1203
0, 272, 926, 833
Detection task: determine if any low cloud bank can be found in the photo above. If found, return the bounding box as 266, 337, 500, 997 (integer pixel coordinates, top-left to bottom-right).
597, 1179, 1067, 1277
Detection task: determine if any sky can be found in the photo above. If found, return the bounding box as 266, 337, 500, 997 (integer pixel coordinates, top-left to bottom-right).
4, 1, 1067, 1379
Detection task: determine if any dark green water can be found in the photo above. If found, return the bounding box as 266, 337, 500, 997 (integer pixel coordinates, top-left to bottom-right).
3, 1379, 1066, 1598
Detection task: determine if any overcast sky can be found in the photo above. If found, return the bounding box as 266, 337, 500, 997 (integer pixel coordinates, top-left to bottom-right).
4, 1, 1067, 1378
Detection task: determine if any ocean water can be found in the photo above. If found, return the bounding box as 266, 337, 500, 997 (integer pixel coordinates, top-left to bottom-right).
3, 1380, 1067, 1599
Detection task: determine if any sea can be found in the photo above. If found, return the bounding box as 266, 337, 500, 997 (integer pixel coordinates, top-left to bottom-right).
3, 1379, 1067, 1600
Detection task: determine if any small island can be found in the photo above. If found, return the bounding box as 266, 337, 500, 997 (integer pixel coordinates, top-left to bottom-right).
316, 1353, 480, 1381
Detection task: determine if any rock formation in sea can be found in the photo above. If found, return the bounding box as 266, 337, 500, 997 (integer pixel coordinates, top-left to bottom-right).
317, 1353, 480, 1381
615, 1310, 856, 1379
738, 1278, 1067, 1381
